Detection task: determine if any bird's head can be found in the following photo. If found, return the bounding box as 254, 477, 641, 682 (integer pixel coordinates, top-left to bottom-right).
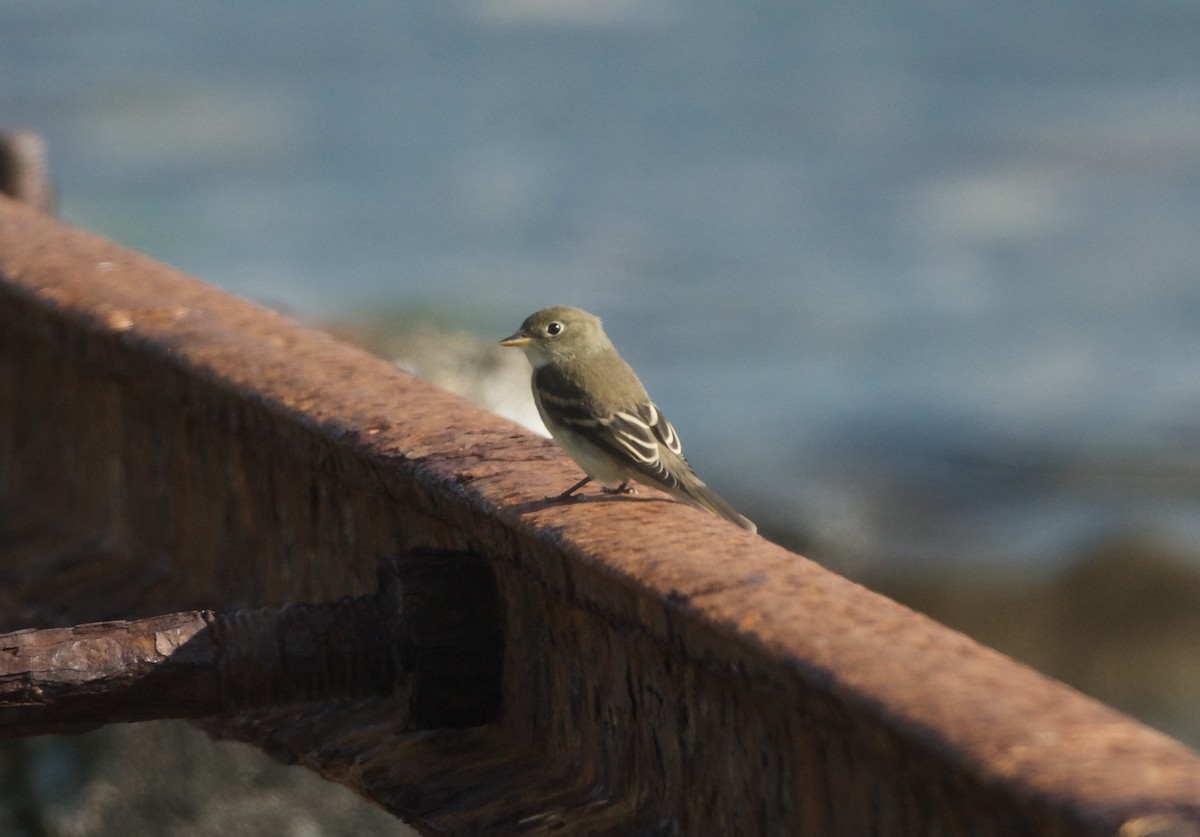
500, 306, 612, 368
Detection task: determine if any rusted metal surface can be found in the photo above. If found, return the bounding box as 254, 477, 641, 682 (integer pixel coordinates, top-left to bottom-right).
0, 551, 500, 738
0, 192, 1198, 835
0, 130, 54, 213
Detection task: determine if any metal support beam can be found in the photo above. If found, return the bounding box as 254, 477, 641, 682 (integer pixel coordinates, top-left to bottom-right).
1, 193, 1198, 835
0, 552, 500, 737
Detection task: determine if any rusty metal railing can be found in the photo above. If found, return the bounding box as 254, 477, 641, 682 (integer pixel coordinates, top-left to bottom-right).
1, 186, 1198, 835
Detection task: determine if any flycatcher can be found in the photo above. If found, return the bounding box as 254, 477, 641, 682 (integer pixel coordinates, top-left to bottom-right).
500, 306, 756, 532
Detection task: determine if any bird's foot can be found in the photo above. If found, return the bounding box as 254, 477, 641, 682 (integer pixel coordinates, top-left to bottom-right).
601, 482, 636, 495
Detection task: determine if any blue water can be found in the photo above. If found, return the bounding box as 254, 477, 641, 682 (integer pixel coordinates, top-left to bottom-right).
5, 0, 1200, 575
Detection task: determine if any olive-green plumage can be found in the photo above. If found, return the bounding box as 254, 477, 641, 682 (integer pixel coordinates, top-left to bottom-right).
501, 306, 756, 532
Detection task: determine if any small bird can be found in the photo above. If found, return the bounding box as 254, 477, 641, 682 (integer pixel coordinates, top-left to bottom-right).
500, 306, 756, 532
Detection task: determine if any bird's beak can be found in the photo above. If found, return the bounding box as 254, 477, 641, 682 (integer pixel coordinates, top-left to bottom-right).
499, 333, 532, 347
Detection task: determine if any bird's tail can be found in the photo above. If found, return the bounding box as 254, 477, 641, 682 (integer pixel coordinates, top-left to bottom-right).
675, 477, 757, 533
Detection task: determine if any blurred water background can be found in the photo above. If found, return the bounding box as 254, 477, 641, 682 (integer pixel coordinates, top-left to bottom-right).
3, 1, 1200, 830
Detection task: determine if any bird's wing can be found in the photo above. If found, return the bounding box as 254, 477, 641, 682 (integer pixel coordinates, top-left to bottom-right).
536, 367, 756, 531
606, 401, 690, 488
536, 363, 700, 489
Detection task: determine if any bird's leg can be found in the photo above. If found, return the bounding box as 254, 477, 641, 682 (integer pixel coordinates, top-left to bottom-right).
601, 481, 636, 495
554, 475, 593, 501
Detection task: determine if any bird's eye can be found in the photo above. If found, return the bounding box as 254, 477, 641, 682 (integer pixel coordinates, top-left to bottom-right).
546, 321, 563, 336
